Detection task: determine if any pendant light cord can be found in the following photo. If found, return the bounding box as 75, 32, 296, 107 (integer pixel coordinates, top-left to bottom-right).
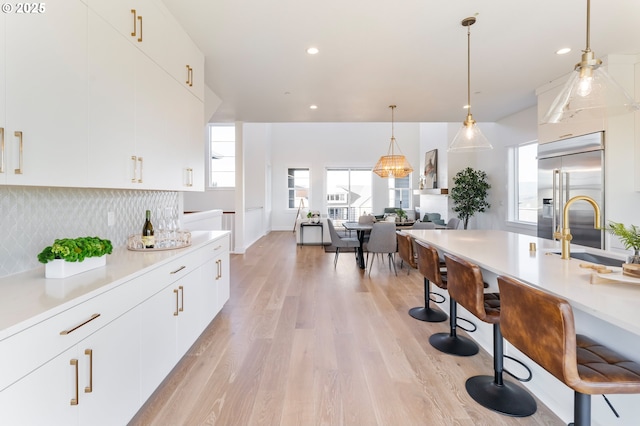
467, 24, 471, 115
585, 0, 591, 53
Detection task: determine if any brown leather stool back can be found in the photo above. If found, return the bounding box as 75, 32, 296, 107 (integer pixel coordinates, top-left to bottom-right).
444, 253, 499, 325
396, 232, 417, 270
415, 240, 446, 289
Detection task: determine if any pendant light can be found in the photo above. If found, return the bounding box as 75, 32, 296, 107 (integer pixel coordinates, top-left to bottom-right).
541, 0, 640, 124
448, 16, 493, 152
373, 105, 414, 178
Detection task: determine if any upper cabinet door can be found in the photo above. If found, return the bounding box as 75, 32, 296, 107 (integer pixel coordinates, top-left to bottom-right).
4, 0, 88, 187
87, 0, 167, 67
87, 11, 137, 189
162, 12, 205, 101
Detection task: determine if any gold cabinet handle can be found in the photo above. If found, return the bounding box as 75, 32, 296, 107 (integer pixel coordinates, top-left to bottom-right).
137, 15, 143, 42
60, 313, 101, 335
84, 349, 93, 393
137, 156, 143, 183
0, 127, 4, 174
14, 131, 23, 174
216, 259, 222, 280
186, 168, 193, 187
70, 359, 79, 405
130, 9, 137, 36
188, 66, 193, 87
179, 285, 184, 312
131, 155, 137, 183
174, 288, 179, 316
170, 265, 186, 274
185, 65, 190, 85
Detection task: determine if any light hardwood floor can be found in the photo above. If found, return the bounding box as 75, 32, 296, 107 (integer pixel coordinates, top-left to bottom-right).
130, 231, 563, 425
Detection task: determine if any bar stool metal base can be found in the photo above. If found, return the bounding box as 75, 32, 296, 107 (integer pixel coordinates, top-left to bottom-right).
465, 375, 537, 417
429, 332, 479, 357
408, 306, 447, 322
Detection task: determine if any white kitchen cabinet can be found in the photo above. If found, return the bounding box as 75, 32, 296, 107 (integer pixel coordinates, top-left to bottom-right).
199, 238, 230, 326
537, 79, 605, 144
162, 11, 205, 101
0, 232, 230, 424
88, 10, 204, 190
3, 0, 88, 187
87, 0, 167, 65
0, 308, 140, 426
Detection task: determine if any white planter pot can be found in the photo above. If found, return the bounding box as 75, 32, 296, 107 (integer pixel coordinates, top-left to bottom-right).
45, 255, 107, 279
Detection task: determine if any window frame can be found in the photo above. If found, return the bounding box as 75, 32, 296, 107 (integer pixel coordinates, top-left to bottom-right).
508, 140, 538, 225
208, 124, 236, 189
387, 174, 412, 210
287, 167, 310, 210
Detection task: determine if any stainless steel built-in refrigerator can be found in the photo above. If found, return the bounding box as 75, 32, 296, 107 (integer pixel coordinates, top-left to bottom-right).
537, 132, 605, 249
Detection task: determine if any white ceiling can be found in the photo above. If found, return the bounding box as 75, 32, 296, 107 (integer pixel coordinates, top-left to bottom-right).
161, 0, 640, 123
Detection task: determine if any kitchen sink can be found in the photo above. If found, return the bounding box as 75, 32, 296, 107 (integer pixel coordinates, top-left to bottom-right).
550, 251, 624, 267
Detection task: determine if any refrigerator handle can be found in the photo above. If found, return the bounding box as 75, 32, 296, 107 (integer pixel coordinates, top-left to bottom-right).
553, 169, 560, 234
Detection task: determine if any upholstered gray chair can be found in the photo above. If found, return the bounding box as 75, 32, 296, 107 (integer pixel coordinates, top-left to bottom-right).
446, 218, 461, 229
327, 219, 360, 267
412, 221, 436, 229
363, 222, 398, 276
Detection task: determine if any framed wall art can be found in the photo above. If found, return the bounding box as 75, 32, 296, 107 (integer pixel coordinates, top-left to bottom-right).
424, 149, 438, 189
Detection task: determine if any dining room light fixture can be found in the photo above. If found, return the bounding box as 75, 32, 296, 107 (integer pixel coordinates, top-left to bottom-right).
373, 105, 413, 178
541, 0, 640, 125
448, 16, 493, 153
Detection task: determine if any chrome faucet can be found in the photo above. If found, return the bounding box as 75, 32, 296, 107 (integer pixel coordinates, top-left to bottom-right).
553, 195, 601, 260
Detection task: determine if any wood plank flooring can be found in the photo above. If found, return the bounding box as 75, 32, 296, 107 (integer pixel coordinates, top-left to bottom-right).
129, 231, 563, 425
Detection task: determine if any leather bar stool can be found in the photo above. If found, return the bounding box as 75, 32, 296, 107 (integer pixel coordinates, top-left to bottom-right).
410, 239, 447, 323
445, 253, 537, 417
498, 275, 640, 426
396, 231, 417, 275
423, 244, 479, 356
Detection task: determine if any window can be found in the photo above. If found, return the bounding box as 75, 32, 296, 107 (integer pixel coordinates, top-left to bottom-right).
388, 175, 411, 210
510, 142, 538, 223
288, 168, 309, 209
326, 168, 372, 223
209, 125, 235, 188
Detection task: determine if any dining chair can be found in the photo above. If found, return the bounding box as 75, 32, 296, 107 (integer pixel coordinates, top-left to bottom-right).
412, 221, 436, 229
446, 218, 461, 229
363, 222, 398, 276
327, 219, 360, 267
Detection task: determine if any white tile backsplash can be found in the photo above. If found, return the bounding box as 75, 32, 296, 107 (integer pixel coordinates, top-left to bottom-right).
0, 186, 178, 277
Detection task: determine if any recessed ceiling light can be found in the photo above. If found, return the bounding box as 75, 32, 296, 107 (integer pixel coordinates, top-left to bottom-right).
556, 47, 571, 55
306, 47, 319, 55
310, 105, 318, 110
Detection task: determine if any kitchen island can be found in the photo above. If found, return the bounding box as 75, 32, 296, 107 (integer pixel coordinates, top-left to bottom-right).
405, 229, 640, 426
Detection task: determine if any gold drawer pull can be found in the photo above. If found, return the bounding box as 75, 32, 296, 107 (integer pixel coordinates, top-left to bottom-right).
70, 359, 79, 405
173, 289, 179, 316
179, 285, 184, 312
84, 349, 93, 393
130, 9, 137, 37
14, 131, 23, 175
170, 265, 186, 274
60, 313, 101, 335
137, 15, 143, 42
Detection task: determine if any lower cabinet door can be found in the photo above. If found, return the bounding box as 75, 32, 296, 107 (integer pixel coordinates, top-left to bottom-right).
79, 308, 141, 426
0, 346, 79, 426
0, 308, 141, 426
139, 284, 178, 402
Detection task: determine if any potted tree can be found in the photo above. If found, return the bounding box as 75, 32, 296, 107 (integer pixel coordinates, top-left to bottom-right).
450, 167, 491, 230
607, 221, 640, 264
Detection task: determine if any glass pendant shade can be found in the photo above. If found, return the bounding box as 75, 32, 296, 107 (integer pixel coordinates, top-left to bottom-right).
541, 0, 640, 125
373, 105, 413, 178
449, 113, 493, 152
541, 57, 640, 124
448, 16, 492, 153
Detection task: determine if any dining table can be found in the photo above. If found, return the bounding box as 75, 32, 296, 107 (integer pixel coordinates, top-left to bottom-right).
342, 222, 372, 269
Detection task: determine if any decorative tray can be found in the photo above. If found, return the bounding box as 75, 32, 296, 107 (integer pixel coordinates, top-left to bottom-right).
127, 230, 192, 251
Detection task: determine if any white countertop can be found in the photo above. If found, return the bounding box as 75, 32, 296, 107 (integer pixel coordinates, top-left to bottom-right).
0, 230, 229, 340
405, 230, 640, 336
